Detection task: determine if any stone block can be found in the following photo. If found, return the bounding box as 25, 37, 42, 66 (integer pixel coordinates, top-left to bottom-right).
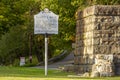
79, 56, 84, 64
115, 63, 120, 75
63, 64, 74, 72
76, 5, 120, 20
75, 47, 80, 56
86, 46, 93, 54
99, 46, 110, 54
94, 38, 100, 45
74, 57, 79, 65
110, 45, 117, 54
94, 5, 120, 16
79, 40, 84, 46
91, 54, 115, 77
75, 5, 120, 75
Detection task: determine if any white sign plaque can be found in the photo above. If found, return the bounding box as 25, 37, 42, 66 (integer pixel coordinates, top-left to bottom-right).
34, 9, 59, 34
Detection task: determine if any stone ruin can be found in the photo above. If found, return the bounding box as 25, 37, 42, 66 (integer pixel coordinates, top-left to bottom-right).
74, 5, 120, 77
91, 54, 114, 77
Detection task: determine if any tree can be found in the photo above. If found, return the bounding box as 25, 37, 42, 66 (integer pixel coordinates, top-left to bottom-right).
39, 0, 120, 57
0, 0, 35, 37
40, 0, 76, 52
0, 25, 29, 65
0, 0, 42, 65
1, 0, 120, 65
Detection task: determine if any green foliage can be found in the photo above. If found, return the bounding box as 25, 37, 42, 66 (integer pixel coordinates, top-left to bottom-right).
0, 0, 42, 65
0, 25, 29, 65
41, 0, 76, 51
53, 49, 63, 57
23, 55, 38, 67
13, 55, 38, 67
49, 0, 120, 50
0, 0, 34, 36
0, 0, 120, 65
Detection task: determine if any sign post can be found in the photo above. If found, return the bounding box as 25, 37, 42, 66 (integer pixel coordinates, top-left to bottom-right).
45, 33, 48, 76
34, 8, 58, 76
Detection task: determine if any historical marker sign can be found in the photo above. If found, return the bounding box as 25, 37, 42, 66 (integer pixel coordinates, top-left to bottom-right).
34, 8, 58, 34
34, 8, 59, 76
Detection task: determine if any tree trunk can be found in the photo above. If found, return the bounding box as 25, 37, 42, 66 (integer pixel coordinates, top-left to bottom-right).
35, 45, 44, 62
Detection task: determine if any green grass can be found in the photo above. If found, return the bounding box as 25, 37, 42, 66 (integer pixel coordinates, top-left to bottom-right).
0, 66, 120, 80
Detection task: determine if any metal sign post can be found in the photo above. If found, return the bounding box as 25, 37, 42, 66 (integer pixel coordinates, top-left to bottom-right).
45, 33, 48, 76
34, 8, 59, 76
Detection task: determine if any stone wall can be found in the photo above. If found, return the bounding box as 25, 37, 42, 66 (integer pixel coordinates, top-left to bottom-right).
75, 5, 120, 76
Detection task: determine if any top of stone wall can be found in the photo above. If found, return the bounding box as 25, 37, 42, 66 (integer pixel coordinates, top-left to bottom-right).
76, 5, 120, 20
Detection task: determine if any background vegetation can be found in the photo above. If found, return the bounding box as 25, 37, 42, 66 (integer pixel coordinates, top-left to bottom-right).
0, 0, 120, 66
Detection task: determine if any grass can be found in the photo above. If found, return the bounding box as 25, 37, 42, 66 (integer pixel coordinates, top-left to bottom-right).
0, 66, 120, 80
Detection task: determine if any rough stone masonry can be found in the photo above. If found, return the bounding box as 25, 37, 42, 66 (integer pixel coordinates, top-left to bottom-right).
75, 5, 120, 77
